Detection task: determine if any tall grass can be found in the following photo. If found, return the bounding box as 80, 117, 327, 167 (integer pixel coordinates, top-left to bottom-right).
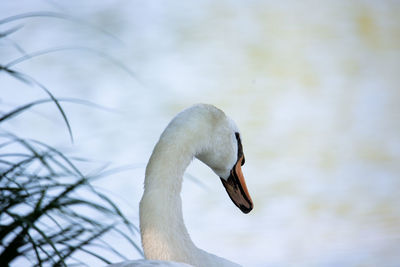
0, 11, 141, 266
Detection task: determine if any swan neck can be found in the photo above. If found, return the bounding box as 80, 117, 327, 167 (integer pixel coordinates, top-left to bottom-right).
140, 134, 199, 262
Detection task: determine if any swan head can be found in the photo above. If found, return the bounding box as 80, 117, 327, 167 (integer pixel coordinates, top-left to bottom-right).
180, 104, 254, 214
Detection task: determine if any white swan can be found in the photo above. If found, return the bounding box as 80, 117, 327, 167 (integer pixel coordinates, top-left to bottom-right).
109, 104, 253, 267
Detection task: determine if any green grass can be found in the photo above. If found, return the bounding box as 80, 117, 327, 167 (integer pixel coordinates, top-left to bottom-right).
0, 10, 142, 266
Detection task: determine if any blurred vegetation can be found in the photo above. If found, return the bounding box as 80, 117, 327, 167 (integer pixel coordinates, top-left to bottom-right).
0, 12, 141, 266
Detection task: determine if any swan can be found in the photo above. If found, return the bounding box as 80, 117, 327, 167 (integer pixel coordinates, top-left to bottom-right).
108, 104, 253, 267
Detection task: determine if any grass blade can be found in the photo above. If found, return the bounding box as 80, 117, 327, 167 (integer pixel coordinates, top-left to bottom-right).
0, 11, 121, 42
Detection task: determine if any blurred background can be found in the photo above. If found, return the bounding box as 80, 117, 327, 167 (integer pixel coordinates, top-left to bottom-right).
1, 0, 400, 266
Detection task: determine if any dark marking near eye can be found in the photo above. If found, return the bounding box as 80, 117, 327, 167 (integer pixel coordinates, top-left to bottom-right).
235, 132, 245, 165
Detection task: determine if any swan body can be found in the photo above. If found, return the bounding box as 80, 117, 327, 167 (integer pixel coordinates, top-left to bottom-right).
109, 104, 253, 267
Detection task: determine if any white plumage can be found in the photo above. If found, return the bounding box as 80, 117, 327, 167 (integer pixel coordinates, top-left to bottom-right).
109, 104, 253, 267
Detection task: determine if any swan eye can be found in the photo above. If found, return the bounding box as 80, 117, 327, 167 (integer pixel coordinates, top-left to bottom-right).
241, 156, 245, 166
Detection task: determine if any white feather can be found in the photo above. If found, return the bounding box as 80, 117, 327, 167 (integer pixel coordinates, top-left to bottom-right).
108, 104, 242, 267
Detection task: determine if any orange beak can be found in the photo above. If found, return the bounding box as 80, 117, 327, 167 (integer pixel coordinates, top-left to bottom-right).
220, 133, 253, 214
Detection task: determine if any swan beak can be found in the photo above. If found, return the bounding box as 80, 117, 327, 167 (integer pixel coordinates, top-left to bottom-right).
220, 155, 253, 214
